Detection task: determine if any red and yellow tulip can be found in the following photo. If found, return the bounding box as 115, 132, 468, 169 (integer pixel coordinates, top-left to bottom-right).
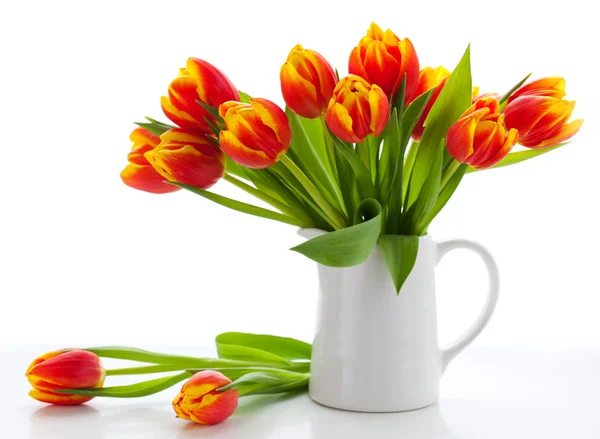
446, 98, 519, 169
280, 45, 338, 119
506, 77, 566, 104
349, 22, 419, 99
173, 371, 238, 425
161, 58, 240, 134
503, 82, 583, 148
218, 98, 291, 169
409, 66, 450, 140
26, 350, 105, 406
325, 75, 389, 143
144, 129, 225, 189
120, 128, 181, 194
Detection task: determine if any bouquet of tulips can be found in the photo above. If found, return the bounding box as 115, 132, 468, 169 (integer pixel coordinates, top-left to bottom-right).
121, 22, 582, 293
27, 23, 583, 427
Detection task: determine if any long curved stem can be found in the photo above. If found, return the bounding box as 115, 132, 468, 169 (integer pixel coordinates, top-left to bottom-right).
280, 154, 347, 230
223, 173, 311, 226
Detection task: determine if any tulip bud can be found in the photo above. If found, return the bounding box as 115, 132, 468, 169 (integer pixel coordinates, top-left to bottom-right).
173, 370, 238, 425
120, 128, 181, 194
446, 98, 518, 169
507, 77, 566, 104
280, 45, 338, 119
325, 75, 389, 143
26, 350, 105, 405
408, 66, 450, 140
143, 129, 225, 189
503, 95, 583, 148
161, 58, 240, 134
218, 98, 291, 169
349, 22, 419, 99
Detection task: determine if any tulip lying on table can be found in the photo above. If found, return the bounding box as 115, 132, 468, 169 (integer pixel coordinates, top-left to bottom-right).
25, 333, 311, 425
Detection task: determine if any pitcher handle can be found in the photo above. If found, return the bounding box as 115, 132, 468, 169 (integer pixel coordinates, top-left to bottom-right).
436, 239, 500, 373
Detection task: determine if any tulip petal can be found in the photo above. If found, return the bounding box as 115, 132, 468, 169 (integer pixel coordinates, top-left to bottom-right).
219, 130, 274, 168
368, 85, 390, 137
280, 62, 321, 118
476, 128, 519, 169
27, 351, 104, 389
326, 101, 362, 143
161, 95, 208, 133
363, 41, 401, 96
250, 98, 292, 149
397, 38, 420, 99
348, 46, 369, 82
130, 127, 160, 147
527, 118, 583, 149
120, 163, 179, 194
446, 115, 479, 163
468, 120, 499, 165
507, 76, 567, 103
144, 144, 224, 189
185, 58, 240, 107
29, 389, 95, 406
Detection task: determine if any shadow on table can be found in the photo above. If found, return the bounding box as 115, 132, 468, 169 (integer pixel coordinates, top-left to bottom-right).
30, 405, 106, 439
176, 393, 458, 439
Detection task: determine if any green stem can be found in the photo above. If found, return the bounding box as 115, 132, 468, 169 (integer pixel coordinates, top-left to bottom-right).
320, 116, 339, 179
280, 154, 347, 230
223, 173, 311, 226
402, 140, 419, 201
171, 182, 306, 228
440, 159, 461, 191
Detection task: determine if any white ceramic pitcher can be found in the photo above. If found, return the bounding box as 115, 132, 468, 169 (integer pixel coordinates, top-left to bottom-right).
299, 229, 500, 413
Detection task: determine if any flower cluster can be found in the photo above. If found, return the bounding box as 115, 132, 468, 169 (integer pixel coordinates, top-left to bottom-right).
121, 23, 582, 197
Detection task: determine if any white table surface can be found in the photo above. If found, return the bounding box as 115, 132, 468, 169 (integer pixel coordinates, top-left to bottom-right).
2, 345, 599, 438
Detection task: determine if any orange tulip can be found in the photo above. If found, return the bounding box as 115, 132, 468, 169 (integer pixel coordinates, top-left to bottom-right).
143, 129, 225, 189
161, 58, 240, 134
218, 98, 291, 169
325, 75, 389, 143
120, 127, 181, 194
173, 370, 238, 425
446, 98, 519, 169
506, 77, 566, 104
280, 44, 338, 119
408, 66, 450, 140
349, 22, 419, 99
503, 95, 583, 148
26, 350, 105, 405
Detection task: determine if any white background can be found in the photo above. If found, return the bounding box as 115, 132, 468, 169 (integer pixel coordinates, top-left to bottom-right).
1, 0, 598, 354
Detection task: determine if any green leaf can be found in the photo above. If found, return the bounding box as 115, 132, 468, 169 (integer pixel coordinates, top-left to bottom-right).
377, 108, 402, 204
391, 74, 407, 113
424, 163, 467, 225
217, 370, 309, 397
186, 365, 310, 381
135, 117, 176, 136
498, 73, 532, 105
400, 148, 443, 235
291, 198, 382, 267
224, 156, 250, 180
334, 144, 359, 218
171, 182, 305, 227
332, 137, 375, 200
196, 100, 223, 123
407, 45, 472, 208
401, 89, 435, 147
466, 143, 567, 173
286, 108, 342, 211
85, 346, 265, 368
58, 372, 192, 398
379, 235, 419, 294
215, 332, 312, 365
238, 90, 252, 104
